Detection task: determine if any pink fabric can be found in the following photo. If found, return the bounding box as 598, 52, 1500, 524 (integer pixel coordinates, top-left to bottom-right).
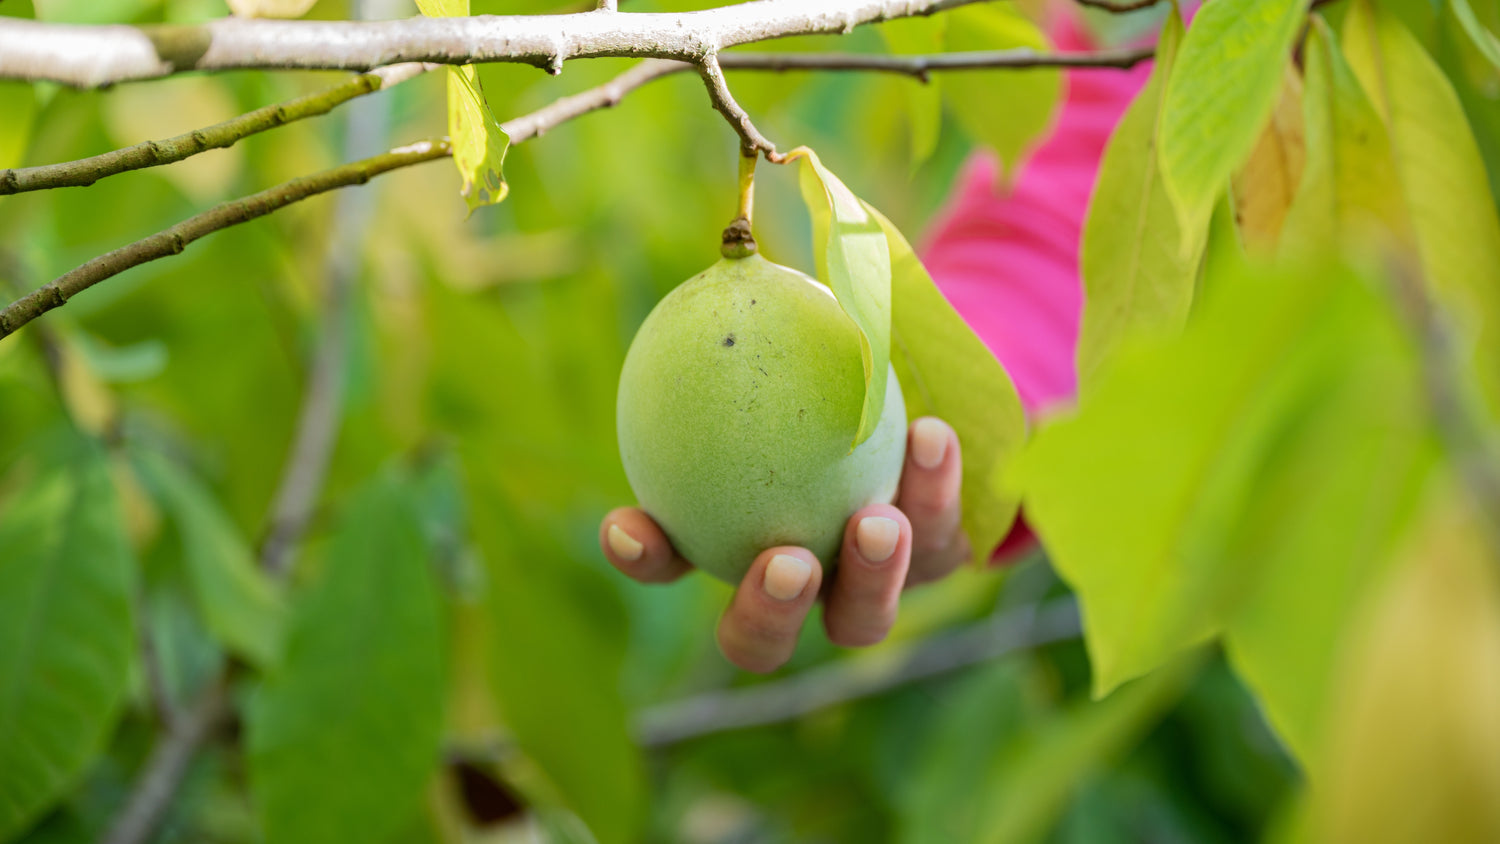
920, 14, 1155, 418
919, 12, 1156, 561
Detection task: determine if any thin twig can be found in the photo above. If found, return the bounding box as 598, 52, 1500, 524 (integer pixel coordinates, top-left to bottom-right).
697, 52, 782, 158
449, 597, 1081, 761
1069, 0, 1165, 12
638, 598, 1080, 745
718, 45, 1155, 77
99, 680, 230, 844
0, 63, 434, 195
0, 47, 1150, 195
101, 18, 400, 841
501, 57, 682, 143
0, 44, 1153, 340
1388, 262, 1500, 558
0, 139, 450, 341
261, 55, 395, 580
0, 0, 991, 87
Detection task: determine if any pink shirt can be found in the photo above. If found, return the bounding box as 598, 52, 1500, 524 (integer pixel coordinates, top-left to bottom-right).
919, 13, 1155, 560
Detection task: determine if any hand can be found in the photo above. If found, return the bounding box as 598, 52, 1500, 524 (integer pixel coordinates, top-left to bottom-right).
599, 417, 972, 673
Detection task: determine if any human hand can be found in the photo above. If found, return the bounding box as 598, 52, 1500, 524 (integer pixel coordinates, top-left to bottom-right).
599, 417, 971, 673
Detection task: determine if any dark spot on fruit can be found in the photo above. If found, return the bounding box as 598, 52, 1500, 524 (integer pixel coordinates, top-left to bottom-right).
751, 299, 757, 305
798, 408, 806, 420
723, 334, 736, 347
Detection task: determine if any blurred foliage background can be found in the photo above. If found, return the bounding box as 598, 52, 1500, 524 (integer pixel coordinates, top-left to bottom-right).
0, 0, 1498, 842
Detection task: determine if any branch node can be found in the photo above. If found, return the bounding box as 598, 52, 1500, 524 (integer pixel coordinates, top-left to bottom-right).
721, 217, 756, 259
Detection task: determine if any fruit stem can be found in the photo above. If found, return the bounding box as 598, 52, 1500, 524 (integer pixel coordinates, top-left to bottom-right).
722, 151, 759, 259
736, 151, 757, 227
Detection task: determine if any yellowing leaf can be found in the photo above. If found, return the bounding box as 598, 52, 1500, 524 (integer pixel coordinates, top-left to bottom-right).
1230, 65, 1305, 255
1077, 11, 1205, 390
1279, 18, 1411, 260
1344, 0, 1500, 417
447, 66, 510, 214
1160, 0, 1307, 238
416, 0, 509, 213
942, 4, 1060, 175
864, 203, 1026, 564
1311, 486, 1500, 844
413, 0, 464, 17
226, 0, 316, 17
789, 147, 891, 450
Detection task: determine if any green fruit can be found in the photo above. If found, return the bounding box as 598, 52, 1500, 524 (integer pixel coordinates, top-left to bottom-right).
617, 253, 907, 584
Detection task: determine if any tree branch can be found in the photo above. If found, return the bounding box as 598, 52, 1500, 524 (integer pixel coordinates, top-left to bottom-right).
1069, 0, 1165, 12
718, 45, 1155, 77
0, 0, 987, 87
636, 597, 1080, 746
0, 139, 450, 341
0, 44, 1153, 340
0, 63, 434, 195
100, 30, 400, 842
698, 52, 782, 159
99, 680, 230, 844
260, 59, 396, 580
1388, 262, 1500, 558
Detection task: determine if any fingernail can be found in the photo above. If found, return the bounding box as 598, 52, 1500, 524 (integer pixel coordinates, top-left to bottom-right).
763, 554, 813, 601
912, 418, 947, 469
607, 524, 643, 561
856, 516, 900, 563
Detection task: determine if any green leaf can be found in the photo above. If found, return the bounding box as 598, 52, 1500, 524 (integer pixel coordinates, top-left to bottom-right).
1160, 0, 1307, 235
941, 4, 1061, 173
248, 474, 445, 844
131, 449, 285, 669
897, 660, 1044, 844
880, 15, 947, 170
416, 0, 510, 213
977, 658, 1199, 844
1343, 0, 1500, 417
792, 147, 892, 450
1222, 339, 1436, 766
1077, 11, 1206, 389
465, 474, 646, 844
1014, 262, 1404, 697
864, 203, 1027, 562
1279, 18, 1410, 260
1452, 0, 1500, 70
0, 433, 134, 842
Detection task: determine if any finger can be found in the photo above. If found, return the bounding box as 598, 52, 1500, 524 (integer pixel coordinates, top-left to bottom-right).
716, 547, 823, 673
823, 505, 911, 647
896, 417, 969, 586
599, 508, 692, 584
